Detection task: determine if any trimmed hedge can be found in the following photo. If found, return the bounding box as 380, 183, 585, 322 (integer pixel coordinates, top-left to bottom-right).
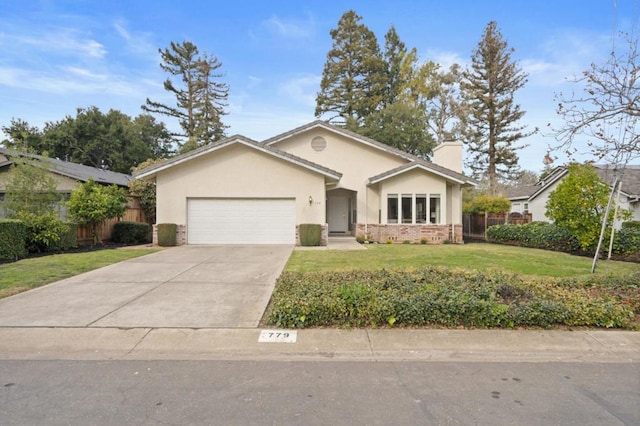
267, 268, 638, 329
0, 219, 28, 260
157, 223, 177, 246
486, 222, 581, 252
112, 221, 151, 245
299, 223, 322, 246
487, 221, 640, 258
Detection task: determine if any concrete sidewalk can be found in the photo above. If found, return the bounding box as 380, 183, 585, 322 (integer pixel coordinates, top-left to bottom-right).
0, 327, 638, 363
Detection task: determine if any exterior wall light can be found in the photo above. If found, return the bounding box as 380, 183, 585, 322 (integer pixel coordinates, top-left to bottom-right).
309, 196, 313, 205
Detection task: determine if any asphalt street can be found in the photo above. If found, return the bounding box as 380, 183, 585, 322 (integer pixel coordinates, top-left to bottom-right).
1, 360, 638, 425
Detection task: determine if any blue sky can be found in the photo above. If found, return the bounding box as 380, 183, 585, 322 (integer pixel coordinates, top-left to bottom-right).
0, 1, 637, 173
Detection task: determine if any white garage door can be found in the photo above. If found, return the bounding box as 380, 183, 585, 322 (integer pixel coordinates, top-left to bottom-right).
187, 198, 296, 244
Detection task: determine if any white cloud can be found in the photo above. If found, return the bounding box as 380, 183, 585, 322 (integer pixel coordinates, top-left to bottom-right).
0, 65, 151, 97
247, 75, 262, 88
262, 14, 314, 39
426, 50, 468, 70
278, 74, 320, 106
113, 19, 157, 58
10, 29, 106, 59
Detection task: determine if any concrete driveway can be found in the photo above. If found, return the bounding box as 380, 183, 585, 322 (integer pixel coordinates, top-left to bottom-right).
0, 245, 292, 328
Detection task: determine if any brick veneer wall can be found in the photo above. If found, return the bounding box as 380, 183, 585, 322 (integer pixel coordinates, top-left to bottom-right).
295, 223, 329, 246
152, 224, 187, 245
355, 224, 463, 244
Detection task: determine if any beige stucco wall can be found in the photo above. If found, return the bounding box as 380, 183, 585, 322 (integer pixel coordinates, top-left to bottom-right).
155, 143, 326, 225
272, 129, 408, 225
378, 168, 448, 224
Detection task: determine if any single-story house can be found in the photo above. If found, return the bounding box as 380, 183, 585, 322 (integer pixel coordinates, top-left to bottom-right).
0, 148, 133, 219
506, 165, 640, 223
135, 120, 477, 246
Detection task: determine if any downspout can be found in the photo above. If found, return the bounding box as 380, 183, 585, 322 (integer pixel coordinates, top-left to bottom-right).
364, 185, 368, 236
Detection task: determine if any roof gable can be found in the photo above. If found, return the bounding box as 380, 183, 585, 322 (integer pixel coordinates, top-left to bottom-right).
134, 134, 342, 181
368, 161, 473, 186
263, 120, 477, 186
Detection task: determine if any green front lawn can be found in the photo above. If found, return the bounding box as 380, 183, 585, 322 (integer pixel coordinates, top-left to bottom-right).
0, 249, 158, 299
267, 244, 640, 329
286, 243, 639, 278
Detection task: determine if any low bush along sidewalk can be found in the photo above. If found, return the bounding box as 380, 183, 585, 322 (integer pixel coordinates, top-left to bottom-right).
266, 267, 640, 330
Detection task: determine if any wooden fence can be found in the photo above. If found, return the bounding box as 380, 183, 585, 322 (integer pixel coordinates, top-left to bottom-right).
76, 197, 148, 245
463, 212, 532, 241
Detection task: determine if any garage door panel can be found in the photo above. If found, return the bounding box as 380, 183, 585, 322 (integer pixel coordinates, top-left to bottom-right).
187, 199, 295, 244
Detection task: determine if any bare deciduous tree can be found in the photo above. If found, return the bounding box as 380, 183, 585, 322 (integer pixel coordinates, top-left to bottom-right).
554, 32, 639, 165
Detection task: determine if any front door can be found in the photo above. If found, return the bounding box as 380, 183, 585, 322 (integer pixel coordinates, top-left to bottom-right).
328, 196, 349, 233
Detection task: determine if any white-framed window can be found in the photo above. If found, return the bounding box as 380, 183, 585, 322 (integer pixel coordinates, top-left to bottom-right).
385, 193, 442, 224
387, 194, 398, 223
415, 194, 427, 223
401, 194, 412, 224
429, 194, 441, 224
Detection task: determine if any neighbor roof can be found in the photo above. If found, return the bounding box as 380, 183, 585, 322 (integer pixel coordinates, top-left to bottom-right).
0, 148, 132, 187
506, 164, 640, 203
133, 134, 343, 181
263, 120, 477, 186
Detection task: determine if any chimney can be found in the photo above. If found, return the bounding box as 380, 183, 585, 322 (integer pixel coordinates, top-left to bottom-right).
432, 141, 463, 173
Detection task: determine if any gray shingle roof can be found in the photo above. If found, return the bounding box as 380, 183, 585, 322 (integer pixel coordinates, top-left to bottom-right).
503, 184, 539, 199
506, 164, 640, 202
263, 120, 477, 186
595, 165, 640, 197
134, 134, 343, 180
0, 148, 132, 186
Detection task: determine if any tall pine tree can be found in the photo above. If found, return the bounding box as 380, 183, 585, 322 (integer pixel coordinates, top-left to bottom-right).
315, 10, 386, 130
460, 21, 531, 192
143, 41, 228, 151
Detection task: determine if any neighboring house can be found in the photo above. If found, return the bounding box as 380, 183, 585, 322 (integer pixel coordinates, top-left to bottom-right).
0, 148, 133, 219
135, 120, 477, 245
506, 165, 640, 223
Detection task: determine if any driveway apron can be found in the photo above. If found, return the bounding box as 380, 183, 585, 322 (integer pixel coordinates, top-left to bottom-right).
0, 245, 293, 328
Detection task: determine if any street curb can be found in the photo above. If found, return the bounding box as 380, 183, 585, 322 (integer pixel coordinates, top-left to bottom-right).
0, 327, 638, 363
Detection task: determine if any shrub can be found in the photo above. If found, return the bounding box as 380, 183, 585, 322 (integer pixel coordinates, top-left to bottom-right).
14, 211, 69, 253
487, 222, 580, 252
59, 223, 78, 250
266, 268, 636, 329
463, 194, 511, 214
355, 233, 366, 244
112, 221, 151, 245
420, 237, 427, 244
612, 226, 640, 254
622, 221, 640, 231
299, 223, 322, 246
0, 219, 28, 260
157, 223, 177, 246
402, 240, 411, 244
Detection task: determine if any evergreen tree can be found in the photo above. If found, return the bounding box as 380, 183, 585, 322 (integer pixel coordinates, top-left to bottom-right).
143, 41, 228, 149
460, 21, 532, 192
427, 64, 464, 144
361, 26, 436, 157
315, 10, 386, 130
